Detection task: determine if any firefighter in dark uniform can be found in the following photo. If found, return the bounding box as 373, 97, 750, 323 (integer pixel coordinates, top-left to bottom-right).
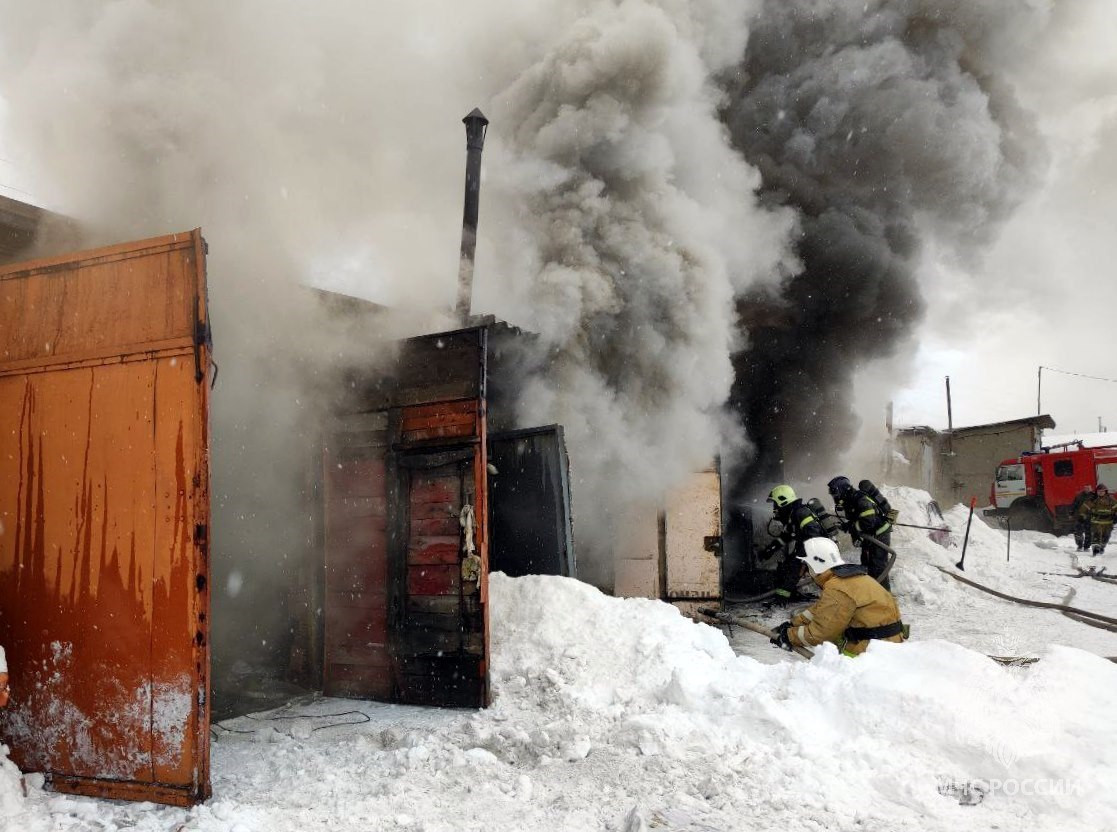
1071, 485, 1096, 552
828, 476, 895, 589
764, 485, 826, 600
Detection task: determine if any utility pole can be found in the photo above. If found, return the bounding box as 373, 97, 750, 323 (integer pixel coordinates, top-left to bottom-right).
945, 376, 955, 504
945, 376, 953, 434
1037, 365, 1042, 416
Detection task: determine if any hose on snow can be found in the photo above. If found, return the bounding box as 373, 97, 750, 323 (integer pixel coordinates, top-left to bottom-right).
935, 566, 1117, 629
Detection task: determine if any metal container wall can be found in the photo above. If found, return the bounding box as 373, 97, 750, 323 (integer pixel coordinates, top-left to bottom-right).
0, 231, 211, 806
663, 468, 722, 602
489, 425, 575, 578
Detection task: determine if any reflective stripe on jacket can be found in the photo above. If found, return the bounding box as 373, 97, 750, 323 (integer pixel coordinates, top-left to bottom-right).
839, 491, 892, 537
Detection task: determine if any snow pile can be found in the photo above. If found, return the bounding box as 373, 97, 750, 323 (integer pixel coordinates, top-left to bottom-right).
0, 744, 42, 831
487, 574, 1117, 830
882, 485, 1117, 657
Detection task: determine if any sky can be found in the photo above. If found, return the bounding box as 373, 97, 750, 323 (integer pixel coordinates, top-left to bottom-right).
867, 0, 1117, 440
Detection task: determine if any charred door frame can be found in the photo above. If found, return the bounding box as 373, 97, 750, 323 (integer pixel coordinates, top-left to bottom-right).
323, 326, 491, 708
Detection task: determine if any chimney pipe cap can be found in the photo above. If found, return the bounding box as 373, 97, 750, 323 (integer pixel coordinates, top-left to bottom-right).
463, 108, 489, 127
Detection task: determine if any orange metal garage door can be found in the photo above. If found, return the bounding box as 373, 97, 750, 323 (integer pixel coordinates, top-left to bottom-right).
0, 230, 212, 806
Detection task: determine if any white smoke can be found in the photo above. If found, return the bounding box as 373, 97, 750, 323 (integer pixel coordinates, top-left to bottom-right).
479, 1, 797, 574
0, 1, 1076, 600
0, 2, 794, 618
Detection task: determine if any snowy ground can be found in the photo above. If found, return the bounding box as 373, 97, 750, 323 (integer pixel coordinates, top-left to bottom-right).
3, 487, 1117, 831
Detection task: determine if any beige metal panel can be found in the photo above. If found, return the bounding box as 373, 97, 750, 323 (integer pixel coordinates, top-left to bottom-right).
613, 501, 661, 599
664, 470, 721, 600
614, 557, 659, 599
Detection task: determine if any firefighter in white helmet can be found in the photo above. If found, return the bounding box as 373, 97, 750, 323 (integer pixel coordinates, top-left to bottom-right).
770, 538, 906, 656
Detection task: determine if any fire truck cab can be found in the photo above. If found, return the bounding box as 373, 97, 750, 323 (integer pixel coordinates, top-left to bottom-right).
985, 442, 1117, 532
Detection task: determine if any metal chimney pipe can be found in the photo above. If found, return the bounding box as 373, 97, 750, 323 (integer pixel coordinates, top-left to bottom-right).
455, 108, 489, 324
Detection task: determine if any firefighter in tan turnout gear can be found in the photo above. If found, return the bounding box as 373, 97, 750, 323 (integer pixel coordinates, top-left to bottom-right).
770, 537, 906, 656
1080, 483, 1116, 555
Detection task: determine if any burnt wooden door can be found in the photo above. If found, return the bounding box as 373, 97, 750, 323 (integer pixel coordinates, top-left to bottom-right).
323, 412, 391, 699
323, 328, 491, 709
394, 400, 488, 708
0, 231, 212, 806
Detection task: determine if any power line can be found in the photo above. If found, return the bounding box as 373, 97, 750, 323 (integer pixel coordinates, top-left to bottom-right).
1037, 365, 1117, 417
1041, 366, 1117, 385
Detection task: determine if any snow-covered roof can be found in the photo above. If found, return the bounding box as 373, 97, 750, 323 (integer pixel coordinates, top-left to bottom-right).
1044, 432, 1117, 448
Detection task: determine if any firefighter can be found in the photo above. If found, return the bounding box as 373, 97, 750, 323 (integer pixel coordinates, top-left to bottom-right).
1080, 483, 1116, 555
1071, 485, 1096, 552
763, 485, 826, 600
828, 475, 895, 589
770, 537, 906, 656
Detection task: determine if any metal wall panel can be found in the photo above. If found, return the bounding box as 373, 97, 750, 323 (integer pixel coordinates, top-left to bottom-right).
0, 231, 211, 806
489, 425, 575, 578
663, 469, 722, 601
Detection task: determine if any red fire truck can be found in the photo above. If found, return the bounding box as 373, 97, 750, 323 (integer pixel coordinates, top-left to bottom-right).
985, 441, 1117, 532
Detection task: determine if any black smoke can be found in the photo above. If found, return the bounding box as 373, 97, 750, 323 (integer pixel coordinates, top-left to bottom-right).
721, 0, 1046, 494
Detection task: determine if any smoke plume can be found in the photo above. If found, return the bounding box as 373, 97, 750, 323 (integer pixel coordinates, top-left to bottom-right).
721, 0, 1049, 494
0, 0, 1062, 675
478, 1, 796, 579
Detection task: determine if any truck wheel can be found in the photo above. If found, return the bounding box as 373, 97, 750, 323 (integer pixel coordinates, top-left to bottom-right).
1008, 501, 1053, 533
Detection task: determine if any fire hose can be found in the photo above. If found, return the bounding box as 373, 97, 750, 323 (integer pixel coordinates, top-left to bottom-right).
934, 566, 1117, 630
861, 534, 898, 584
893, 522, 952, 533
1084, 571, 1117, 586
698, 608, 815, 660
1060, 586, 1117, 633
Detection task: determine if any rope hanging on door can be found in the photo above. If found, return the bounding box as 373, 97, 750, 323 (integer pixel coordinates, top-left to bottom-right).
460, 503, 481, 583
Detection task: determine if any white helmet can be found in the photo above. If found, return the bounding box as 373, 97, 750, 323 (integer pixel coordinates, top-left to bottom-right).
797, 537, 847, 576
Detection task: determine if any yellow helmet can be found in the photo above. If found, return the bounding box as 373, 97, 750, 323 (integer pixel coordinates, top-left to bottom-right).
767, 484, 796, 508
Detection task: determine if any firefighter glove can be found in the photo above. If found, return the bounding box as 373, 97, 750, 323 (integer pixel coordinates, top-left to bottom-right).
887, 509, 899, 524
770, 621, 793, 650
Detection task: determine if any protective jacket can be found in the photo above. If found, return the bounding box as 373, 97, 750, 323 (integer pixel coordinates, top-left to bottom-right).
1071, 490, 1096, 517
837, 488, 892, 539
777, 499, 826, 547
788, 564, 904, 656
1081, 493, 1117, 526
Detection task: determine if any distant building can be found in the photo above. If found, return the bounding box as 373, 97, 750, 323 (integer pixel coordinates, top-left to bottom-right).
888, 414, 1056, 506
0, 193, 79, 264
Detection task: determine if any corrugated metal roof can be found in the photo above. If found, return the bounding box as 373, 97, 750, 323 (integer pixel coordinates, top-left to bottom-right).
897, 413, 1056, 438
